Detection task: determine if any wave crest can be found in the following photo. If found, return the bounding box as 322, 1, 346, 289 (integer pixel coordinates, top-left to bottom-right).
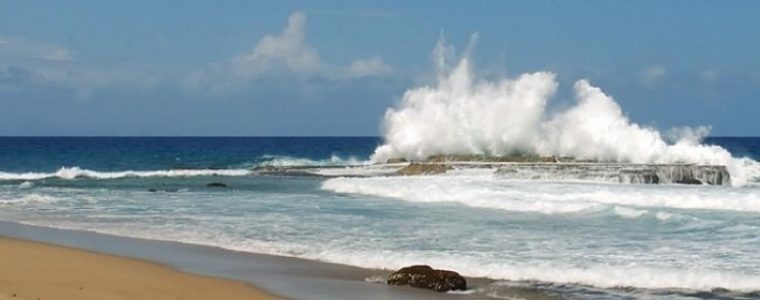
0, 167, 252, 181
255, 154, 368, 168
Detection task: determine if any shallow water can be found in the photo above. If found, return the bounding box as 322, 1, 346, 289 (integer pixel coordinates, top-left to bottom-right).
1, 137, 759, 299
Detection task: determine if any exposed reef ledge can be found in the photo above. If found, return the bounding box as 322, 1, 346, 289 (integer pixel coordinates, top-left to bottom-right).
388, 155, 731, 186
252, 155, 731, 186
495, 163, 730, 186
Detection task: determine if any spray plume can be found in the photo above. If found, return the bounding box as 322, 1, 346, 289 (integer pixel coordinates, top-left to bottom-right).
372, 35, 758, 186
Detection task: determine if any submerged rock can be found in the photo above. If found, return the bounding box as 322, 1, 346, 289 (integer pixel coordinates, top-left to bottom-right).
206, 182, 227, 188
387, 265, 466, 292
396, 163, 452, 176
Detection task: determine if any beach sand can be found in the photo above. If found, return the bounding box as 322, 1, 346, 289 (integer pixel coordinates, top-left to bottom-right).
0, 237, 282, 300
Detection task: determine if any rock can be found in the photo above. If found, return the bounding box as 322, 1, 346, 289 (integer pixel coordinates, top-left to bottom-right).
387, 265, 466, 292
674, 178, 702, 185
641, 173, 660, 184
206, 182, 227, 188
149, 188, 180, 192
386, 158, 408, 164
396, 163, 452, 176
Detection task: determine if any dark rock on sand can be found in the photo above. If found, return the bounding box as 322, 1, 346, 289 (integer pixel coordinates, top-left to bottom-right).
396, 163, 452, 176
387, 265, 466, 292
206, 182, 227, 188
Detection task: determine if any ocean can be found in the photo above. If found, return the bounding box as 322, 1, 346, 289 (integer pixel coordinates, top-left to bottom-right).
1, 136, 759, 299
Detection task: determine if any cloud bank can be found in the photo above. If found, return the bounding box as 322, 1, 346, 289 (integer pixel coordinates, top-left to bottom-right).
0, 37, 73, 61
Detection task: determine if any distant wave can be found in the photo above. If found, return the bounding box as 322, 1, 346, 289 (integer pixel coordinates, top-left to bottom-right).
0, 154, 374, 181
0, 167, 253, 181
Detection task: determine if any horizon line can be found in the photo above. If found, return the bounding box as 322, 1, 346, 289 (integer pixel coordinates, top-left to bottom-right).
0, 135, 758, 139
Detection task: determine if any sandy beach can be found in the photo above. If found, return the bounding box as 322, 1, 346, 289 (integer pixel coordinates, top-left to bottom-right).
0, 237, 281, 300
0, 222, 494, 300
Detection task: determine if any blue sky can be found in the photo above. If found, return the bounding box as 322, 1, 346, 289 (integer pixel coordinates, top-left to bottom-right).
0, 0, 758, 136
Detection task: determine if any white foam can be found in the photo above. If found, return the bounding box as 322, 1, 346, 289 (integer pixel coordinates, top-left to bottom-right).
309, 251, 760, 292
322, 175, 760, 214
612, 206, 648, 219
18, 181, 33, 188
256, 154, 369, 167
0, 167, 253, 181
0, 194, 60, 205
7, 206, 759, 293
21, 218, 760, 292
306, 165, 401, 177
371, 36, 760, 186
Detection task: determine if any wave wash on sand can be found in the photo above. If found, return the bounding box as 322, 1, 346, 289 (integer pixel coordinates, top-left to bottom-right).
371, 35, 759, 186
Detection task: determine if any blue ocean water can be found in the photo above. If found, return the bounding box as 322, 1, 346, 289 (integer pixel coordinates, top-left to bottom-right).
1, 137, 759, 299
0, 137, 380, 172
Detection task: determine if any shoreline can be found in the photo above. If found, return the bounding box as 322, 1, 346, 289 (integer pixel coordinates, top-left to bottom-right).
0, 237, 282, 300
0, 220, 499, 300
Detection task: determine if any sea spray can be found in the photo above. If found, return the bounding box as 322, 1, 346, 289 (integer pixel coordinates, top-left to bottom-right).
371, 36, 758, 186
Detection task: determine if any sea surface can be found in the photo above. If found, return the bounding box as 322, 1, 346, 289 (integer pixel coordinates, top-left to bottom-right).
1, 137, 760, 299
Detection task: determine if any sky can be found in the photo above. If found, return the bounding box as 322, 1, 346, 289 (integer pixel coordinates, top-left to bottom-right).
0, 0, 758, 136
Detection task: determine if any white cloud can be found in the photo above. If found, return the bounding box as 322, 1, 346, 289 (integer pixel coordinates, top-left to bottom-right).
700, 69, 719, 83
3, 11, 397, 98
43, 48, 73, 61
0, 36, 73, 61
185, 11, 394, 94
235, 12, 321, 76
639, 65, 667, 86
349, 56, 392, 78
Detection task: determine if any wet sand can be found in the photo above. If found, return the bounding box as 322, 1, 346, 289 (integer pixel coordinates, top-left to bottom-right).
0, 237, 281, 300
0, 221, 536, 299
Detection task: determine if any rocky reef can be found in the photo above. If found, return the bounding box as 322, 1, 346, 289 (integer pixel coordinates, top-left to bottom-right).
495, 163, 730, 185
396, 163, 452, 176
251, 154, 731, 186
384, 154, 731, 185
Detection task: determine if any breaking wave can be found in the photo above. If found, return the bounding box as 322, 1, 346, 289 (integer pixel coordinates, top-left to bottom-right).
0, 194, 61, 205
18, 219, 760, 293
371, 35, 759, 186
254, 154, 368, 167
0, 155, 373, 181
310, 250, 760, 292
322, 175, 760, 214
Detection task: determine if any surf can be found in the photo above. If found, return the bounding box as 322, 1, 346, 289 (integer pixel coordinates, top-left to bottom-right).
370, 35, 760, 186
